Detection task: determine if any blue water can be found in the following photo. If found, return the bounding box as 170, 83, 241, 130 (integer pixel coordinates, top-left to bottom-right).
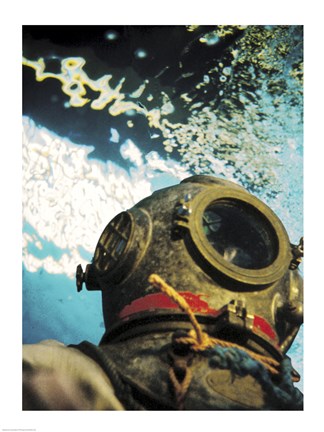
23, 266, 103, 345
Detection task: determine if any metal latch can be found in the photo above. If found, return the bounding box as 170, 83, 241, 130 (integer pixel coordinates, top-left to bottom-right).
289, 237, 304, 270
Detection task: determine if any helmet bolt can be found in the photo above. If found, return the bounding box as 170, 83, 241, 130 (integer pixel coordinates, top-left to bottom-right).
76, 264, 85, 292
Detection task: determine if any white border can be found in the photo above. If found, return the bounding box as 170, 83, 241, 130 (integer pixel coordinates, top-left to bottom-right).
1, 2, 322, 430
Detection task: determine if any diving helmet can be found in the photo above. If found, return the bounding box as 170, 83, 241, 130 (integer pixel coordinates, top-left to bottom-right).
76, 175, 303, 358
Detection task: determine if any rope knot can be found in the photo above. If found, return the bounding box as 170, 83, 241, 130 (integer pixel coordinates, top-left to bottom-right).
147, 273, 294, 409
181, 329, 216, 351
148, 274, 214, 350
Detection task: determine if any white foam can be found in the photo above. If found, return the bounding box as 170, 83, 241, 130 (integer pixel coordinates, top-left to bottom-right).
22, 116, 188, 277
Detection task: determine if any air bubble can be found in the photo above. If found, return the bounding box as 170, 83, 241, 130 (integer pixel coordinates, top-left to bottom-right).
125, 109, 136, 117
105, 30, 119, 41
222, 66, 232, 76
199, 34, 220, 46
134, 48, 148, 59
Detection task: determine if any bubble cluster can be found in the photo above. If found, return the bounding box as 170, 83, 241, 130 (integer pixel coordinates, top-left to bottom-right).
22, 25, 303, 263
22, 56, 151, 117
22, 117, 188, 277
22, 26, 303, 205
158, 26, 303, 206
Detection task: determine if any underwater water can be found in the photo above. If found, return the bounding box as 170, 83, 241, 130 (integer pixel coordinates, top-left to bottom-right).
22, 25, 303, 389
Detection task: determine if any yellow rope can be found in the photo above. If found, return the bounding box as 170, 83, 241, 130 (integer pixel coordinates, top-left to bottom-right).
148, 273, 287, 408
169, 364, 192, 410
148, 273, 281, 375
148, 273, 206, 346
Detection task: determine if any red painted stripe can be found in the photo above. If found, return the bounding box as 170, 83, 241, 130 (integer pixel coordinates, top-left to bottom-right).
119, 292, 277, 342
253, 315, 277, 341
119, 292, 220, 318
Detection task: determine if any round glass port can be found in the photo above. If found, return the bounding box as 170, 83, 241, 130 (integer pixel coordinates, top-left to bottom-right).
202, 200, 279, 269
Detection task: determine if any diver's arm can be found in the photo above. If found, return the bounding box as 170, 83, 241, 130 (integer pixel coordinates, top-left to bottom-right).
23, 340, 124, 410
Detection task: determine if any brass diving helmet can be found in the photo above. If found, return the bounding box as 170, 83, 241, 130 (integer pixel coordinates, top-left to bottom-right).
76, 175, 303, 358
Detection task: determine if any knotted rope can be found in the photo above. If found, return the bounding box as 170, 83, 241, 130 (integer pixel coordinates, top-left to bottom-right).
148, 273, 302, 410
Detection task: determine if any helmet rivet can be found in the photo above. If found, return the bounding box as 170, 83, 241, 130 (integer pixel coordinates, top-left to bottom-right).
177, 204, 192, 216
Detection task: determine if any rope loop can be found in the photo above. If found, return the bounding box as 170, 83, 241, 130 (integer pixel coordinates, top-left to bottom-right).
169, 364, 192, 410
148, 274, 280, 374
148, 273, 302, 410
